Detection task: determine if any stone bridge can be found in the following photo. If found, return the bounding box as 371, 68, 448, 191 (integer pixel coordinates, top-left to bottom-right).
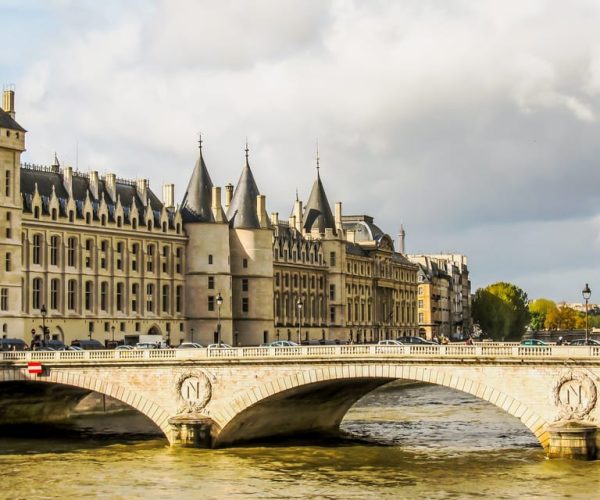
1, 344, 600, 459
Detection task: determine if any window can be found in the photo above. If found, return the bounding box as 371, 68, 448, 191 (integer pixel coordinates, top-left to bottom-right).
329, 251, 336, 266
329, 284, 336, 300
116, 283, 124, 312
208, 276, 214, 289
275, 274, 280, 286
117, 216, 122, 227
51, 208, 57, 221
101, 214, 106, 226
85, 281, 93, 310
242, 278, 249, 292
208, 254, 213, 265
5, 170, 11, 197
132, 218, 137, 230
418, 300, 423, 309
32, 278, 42, 310
68, 280, 77, 310
85, 239, 93, 268
85, 212, 91, 224
147, 244, 154, 272
116, 242, 123, 271
0, 288, 8, 311
50, 236, 60, 266
69, 210, 74, 223
131, 243, 139, 271
418, 313, 424, 323
243, 258, 248, 268
67, 238, 77, 267
176, 247, 182, 273
132, 283, 139, 312
34, 206, 40, 219
418, 286, 423, 295
330, 306, 335, 323
146, 284, 154, 312
50, 279, 60, 310
242, 297, 249, 313
5, 212, 11, 239
5, 252, 11, 272
208, 296, 215, 311
162, 285, 169, 313
100, 282, 108, 311
176, 286, 182, 313
32, 234, 42, 265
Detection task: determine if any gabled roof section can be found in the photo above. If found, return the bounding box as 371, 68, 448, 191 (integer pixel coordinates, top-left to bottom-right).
0, 107, 26, 132
180, 141, 214, 223
303, 170, 336, 234
227, 153, 261, 229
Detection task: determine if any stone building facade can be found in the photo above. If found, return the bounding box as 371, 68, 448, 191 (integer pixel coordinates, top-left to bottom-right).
0, 91, 418, 346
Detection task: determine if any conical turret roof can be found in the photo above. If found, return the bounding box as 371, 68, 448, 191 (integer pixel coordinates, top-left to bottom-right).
227, 149, 262, 229
180, 140, 214, 223
303, 170, 336, 234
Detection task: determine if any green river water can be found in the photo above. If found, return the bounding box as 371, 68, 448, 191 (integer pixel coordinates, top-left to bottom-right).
1, 382, 599, 499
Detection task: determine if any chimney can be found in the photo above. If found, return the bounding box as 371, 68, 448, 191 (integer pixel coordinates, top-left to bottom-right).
293, 199, 303, 232
136, 179, 149, 206
225, 183, 234, 210
211, 186, 226, 222
335, 202, 343, 231
398, 224, 406, 254
271, 212, 279, 226
63, 166, 73, 199
2, 88, 15, 119
89, 171, 99, 200
105, 173, 117, 203
288, 215, 296, 230
257, 195, 267, 228
163, 183, 175, 209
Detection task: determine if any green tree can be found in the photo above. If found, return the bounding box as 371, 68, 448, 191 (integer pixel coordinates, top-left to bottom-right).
528, 298, 557, 331
472, 282, 530, 341
545, 302, 577, 330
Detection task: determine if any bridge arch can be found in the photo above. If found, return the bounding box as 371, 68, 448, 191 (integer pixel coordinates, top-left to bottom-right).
0, 367, 172, 441
211, 364, 550, 449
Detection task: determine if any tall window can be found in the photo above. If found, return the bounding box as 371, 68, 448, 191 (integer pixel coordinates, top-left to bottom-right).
147, 244, 154, 272
208, 296, 215, 311
32, 234, 42, 265
50, 279, 60, 310
162, 285, 169, 313
176, 247, 182, 273
176, 286, 182, 313
242, 278, 249, 292
131, 243, 139, 271
208, 276, 214, 289
5, 252, 11, 272
67, 237, 77, 267
100, 240, 109, 269
329, 284, 336, 300
132, 283, 139, 312
330, 306, 335, 323
0, 288, 7, 311
208, 254, 213, 265
85, 239, 94, 268
146, 284, 154, 312
242, 258, 248, 268
242, 297, 249, 313
5, 170, 11, 197
100, 282, 108, 311
50, 236, 60, 266
85, 281, 93, 310
116, 242, 124, 271
330, 251, 336, 266
32, 277, 42, 310
68, 280, 77, 310
116, 282, 124, 312
5, 212, 11, 238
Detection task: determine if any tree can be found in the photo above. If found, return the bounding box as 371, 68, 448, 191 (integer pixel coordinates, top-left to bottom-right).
545, 302, 578, 330
529, 298, 557, 331
472, 282, 530, 341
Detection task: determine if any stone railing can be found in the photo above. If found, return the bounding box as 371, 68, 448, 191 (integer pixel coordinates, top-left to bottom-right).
1, 344, 600, 363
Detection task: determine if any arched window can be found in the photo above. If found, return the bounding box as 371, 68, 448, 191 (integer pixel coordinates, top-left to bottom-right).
85, 281, 94, 310
50, 279, 60, 310
67, 237, 77, 267
100, 281, 108, 311
50, 235, 60, 266
32, 277, 43, 310
32, 234, 42, 265
68, 280, 77, 310
116, 282, 124, 312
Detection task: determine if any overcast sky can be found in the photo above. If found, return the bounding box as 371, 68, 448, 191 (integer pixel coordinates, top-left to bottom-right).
2, 0, 600, 302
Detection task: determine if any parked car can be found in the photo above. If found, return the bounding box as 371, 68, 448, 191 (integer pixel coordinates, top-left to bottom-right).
0, 338, 27, 351
177, 342, 203, 349
135, 342, 160, 349
47, 339, 66, 350
207, 343, 232, 349
268, 340, 299, 347
378, 339, 403, 346
396, 336, 434, 345
115, 345, 134, 350
520, 339, 548, 346
71, 339, 105, 350
569, 338, 600, 346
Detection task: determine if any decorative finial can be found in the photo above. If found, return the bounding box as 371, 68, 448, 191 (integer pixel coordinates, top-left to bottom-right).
53, 152, 60, 166
245, 138, 249, 163
295, 188, 299, 202
316, 140, 320, 173
198, 132, 203, 151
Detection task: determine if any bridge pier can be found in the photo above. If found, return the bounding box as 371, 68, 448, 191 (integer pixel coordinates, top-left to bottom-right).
168, 415, 215, 448
547, 422, 598, 460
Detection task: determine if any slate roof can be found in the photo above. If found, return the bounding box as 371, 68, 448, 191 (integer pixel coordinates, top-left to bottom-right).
342, 216, 385, 244
303, 171, 336, 234
180, 146, 214, 223
227, 159, 262, 229
0, 107, 26, 132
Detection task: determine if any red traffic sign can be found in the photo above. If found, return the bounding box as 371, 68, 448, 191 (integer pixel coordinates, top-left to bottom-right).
27, 362, 43, 375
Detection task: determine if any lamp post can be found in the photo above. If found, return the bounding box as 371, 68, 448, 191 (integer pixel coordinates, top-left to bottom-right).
297, 299, 303, 344
111, 325, 115, 346
41, 304, 47, 347
216, 292, 223, 346
583, 283, 592, 344
191, 327, 194, 344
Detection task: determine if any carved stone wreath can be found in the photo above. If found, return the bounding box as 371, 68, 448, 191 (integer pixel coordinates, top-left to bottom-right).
175, 371, 212, 414
552, 370, 597, 421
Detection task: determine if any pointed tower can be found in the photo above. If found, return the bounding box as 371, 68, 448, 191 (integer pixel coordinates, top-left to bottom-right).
180, 136, 214, 222
399, 225, 406, 254
227, 142, 274, 346
303, 156, 336, 235
182, 136, 232, 346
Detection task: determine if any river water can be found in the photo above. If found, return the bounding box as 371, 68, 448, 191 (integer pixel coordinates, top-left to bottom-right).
1, 382, 599, 499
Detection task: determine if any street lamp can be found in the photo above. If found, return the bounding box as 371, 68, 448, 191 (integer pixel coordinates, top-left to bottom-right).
191, 327, 194, 344
40, 304, 47, 347
583, 283, 592, 344
111, 325, 115, 343
297, 299, 303, 344
216, 292, 223, 346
